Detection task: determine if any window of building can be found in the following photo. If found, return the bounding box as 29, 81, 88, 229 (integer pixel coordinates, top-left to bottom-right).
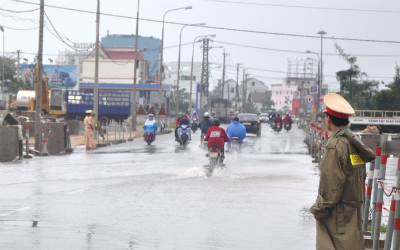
252, 82, 255, 86
193, 76, 196, 81
231, 88, 235, 93
280, 91, 282, 95
276, 91, 278, 95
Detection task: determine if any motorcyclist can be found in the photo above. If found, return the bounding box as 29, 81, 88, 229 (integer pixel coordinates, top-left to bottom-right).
226, 116, 246, 150
269, 112, 276, 126
210, 111, 216, 121
177, 115, 192, 141
190, 111, 199, 125
283, 113, 293, 129
205, 118, 230, 161
175, 113, 184, 140
143, 114, 158, 139
273, 113, 283, 130
199, 112, 212, 145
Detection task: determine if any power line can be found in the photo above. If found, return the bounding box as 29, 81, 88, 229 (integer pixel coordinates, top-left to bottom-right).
2, 25, 38, 30
202, 0, 400, 14
11, 0, 400, 44
213, 40, 400, 57
0, 6, 39, 13
0, 11, 40, 23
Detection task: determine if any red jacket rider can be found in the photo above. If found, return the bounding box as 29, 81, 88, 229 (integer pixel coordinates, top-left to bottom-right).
205, 119, 230, 153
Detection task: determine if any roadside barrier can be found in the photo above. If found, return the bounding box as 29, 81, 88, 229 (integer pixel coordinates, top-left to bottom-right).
40, 126, 48, 156
363, 161, 376, 231
65, 122, 73, 153
373, 154, 388, 249
383, 163, 398, 250
122, 120, 125, 141
45, 125, 52, 153
128, 117, 134, 141
23, 125, 32, 158
392, 157, 400, 249
112, 120, 118, 145
371, 147, 382, 240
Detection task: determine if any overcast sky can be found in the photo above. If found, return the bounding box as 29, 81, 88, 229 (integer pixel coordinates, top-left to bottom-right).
2, 0, 400, 90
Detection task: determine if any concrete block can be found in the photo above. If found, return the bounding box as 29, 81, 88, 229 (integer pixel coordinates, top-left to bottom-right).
43, 122, 66, 155
20, 111, 36, 121
66, 120, 80, 135
0, 126, 20, 162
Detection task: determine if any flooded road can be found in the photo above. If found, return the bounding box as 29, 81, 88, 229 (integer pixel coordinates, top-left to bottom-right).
1, 125, 322, 249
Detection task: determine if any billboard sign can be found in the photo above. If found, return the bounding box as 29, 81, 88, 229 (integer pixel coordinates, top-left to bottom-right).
21, 64, 79, 90
310, 85, 318, 93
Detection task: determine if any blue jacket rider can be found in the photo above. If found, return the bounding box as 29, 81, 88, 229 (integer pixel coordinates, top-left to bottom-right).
143, 114, 158, 137
226, 116, 246, 147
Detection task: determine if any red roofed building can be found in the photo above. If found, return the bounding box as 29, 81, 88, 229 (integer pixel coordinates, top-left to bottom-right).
82, 44, 149, 84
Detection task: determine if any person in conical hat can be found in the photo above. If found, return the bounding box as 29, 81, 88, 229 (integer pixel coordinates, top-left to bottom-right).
310, 93, 375, 250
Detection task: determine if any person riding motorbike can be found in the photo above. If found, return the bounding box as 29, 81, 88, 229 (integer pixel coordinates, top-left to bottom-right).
283, 113, 293, 130
204, 118, 230, 161
210, 111, 216, 121
177, 115, 192, 141
190, 111, 199, 125
226, 116, 246, 150
199, 112, 213, 145
143, 114, 158, 140
273, 113, 283, 130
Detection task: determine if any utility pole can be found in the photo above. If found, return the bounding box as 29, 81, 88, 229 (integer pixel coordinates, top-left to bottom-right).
200, 38, 209, 112
132, 0, 140, 131
235, 63, 240, 111
34, 0, 44, 151
227, 84, 229, 100
93, 0, 100, 139
221, 49, 226, 99
242, 68, 246, 111
16, 50, 21, 81
158, 42, 162, 113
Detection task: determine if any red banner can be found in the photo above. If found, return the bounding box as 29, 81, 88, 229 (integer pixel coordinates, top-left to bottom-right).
292, 99, 301, 115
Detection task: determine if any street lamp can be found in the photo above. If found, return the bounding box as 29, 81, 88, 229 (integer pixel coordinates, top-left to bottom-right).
307, 50, 321, 121
175, 22, 206, 117
189, 34, 216, 114
0, 25, 4, 106
159, 6, 192, 112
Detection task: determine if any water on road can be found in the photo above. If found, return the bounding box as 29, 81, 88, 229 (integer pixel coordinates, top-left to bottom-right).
1, 124, 322, 249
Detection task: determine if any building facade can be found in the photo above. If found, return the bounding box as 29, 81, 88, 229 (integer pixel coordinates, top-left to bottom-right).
101, 34, 161, 78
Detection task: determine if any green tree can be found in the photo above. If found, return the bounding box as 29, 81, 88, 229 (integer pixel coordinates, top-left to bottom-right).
374, 63, 400, 110
245, 101, 258, 114
335, 44, 379, 109
261, 99, 275, 112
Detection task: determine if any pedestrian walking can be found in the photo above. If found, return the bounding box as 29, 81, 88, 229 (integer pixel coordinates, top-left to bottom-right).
84, 110, 97, 150
310, 93, 376, 250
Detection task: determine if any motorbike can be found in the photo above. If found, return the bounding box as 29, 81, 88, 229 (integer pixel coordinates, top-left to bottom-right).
179, 124, 190, 146
143, 124, 156, 146
274, 122, 283, 133
191, 118, 198, 133
201, 133, 208, 149
284, 123, 291, 132
228, 137, 241, 153
205, 145, 224, 176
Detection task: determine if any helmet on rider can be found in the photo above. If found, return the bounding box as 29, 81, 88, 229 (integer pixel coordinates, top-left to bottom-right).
233, 116, 239, 122
193, 111, 196, 114
212, 118, 220, 126
148, 113, 154, 117
204, 112, 210, 118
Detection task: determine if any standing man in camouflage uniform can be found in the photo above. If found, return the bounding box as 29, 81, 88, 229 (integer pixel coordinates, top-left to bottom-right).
310, 93, 376, 250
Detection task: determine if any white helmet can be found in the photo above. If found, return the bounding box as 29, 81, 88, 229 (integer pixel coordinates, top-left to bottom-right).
148, 113, 154, 117
204, 112, 210, 117
193, 111, 196, 114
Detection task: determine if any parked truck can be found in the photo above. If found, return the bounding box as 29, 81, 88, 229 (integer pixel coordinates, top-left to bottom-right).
210, 98, 229, 123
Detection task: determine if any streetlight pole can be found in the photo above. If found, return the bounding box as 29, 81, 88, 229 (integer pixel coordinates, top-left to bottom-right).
0, 25, 4, 106
175, 23, 205, 117
317, 30, 326, 121
93, 0, 100, 140
132, 0, 140, 131
159, 6, 192, 113
189, 34, 216, 114
306, 50, 321, 122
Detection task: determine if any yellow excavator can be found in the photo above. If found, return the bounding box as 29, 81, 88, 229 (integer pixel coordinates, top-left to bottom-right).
28, 62, 67, 116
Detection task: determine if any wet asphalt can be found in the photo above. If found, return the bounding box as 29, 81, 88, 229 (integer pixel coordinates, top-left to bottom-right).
1, 124, 397, 249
